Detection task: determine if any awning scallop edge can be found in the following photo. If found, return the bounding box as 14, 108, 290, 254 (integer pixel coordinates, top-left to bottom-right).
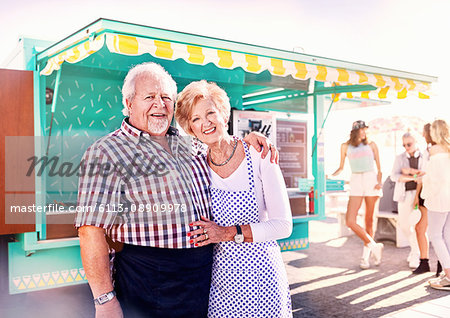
40, 33, 432, 99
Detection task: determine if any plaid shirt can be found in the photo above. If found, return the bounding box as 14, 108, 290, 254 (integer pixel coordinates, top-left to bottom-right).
75, 119, 211, 248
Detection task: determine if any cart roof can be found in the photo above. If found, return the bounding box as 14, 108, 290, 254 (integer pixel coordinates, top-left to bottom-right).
37, 18, 436, 101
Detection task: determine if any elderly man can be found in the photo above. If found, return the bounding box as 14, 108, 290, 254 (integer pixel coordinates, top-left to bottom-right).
76, 62, 276, 318
391, 132, 424, 269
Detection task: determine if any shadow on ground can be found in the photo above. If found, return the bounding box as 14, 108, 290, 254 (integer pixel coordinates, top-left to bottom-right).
1, 218, 447, 318
285, 218, 445, 318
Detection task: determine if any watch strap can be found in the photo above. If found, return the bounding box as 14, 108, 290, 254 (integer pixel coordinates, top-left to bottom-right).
234, 225, 244, 244
93, 290, 116, 305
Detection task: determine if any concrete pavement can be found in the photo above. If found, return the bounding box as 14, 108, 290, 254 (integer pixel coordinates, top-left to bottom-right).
1, 215, 449, 317
285, 216, 449, 317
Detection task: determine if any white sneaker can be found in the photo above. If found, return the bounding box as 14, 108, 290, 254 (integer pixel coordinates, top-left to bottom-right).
429, 276, 450, 290
429, 272, 446, 284
371, 243, 384, 266
360, 257, 370, 270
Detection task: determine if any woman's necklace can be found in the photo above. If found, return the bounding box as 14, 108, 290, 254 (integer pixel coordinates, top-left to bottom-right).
209, 140, 238, 167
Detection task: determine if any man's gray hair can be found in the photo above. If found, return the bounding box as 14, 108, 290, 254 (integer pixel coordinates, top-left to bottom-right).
121, 62, 177, 116
402, 132, 415, 140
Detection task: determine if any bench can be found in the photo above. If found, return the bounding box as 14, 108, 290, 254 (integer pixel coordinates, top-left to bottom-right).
335, 209, 408, 247
327, 193, 408, 247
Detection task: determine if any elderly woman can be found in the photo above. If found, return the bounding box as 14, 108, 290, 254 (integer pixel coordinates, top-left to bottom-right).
175, 80, 293, 317
422, 119, 450, 290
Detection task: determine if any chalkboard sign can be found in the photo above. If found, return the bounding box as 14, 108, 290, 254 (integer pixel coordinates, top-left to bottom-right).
276, 119, 307, 188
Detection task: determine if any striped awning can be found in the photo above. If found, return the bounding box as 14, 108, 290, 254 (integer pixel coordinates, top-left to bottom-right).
41, 33, 431, 99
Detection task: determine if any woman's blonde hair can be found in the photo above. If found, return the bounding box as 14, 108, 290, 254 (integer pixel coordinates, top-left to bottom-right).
175, 80, 231, 135
430, 119, 450, 152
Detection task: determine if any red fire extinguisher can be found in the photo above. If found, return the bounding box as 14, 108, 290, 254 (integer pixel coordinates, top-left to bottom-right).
308, 186, 314, 214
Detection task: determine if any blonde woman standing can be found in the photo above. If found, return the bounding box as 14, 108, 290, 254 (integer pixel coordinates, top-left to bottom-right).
422, 119, 450, 290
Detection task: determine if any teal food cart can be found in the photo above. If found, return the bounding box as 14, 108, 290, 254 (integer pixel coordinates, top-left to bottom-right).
1, 18, 436, 294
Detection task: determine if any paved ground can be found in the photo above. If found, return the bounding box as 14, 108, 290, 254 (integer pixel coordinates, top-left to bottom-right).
1, 216, 449, 317
285, 216, 447, 318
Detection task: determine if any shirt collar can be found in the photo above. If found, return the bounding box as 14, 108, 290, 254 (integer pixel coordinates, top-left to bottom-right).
120, 118, 179, 144
406, 150, 421, 159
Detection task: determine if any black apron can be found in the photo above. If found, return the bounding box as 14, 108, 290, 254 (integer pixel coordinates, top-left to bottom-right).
113, 243, 213, 318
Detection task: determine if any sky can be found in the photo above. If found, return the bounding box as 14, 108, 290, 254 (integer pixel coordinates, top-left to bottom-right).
1, 0, 447, 74
1, 0, 448, 176
1, 0, 447, 111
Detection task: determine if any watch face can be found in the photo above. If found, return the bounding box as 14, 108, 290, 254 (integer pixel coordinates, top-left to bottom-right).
234, 234, 244, 244
98, 295, 109, 304
95, 291, 115, 305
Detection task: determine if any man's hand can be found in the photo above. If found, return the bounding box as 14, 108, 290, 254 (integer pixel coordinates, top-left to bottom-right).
95, 297, 123, 318
243, 131, 279, 163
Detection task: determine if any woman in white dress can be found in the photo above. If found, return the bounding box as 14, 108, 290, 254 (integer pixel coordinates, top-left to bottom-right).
422, 119, 450, 290
175, 80, 293, 317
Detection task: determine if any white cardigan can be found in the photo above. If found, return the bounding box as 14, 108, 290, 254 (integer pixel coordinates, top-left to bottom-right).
209, 146, 293, 242
390, 151, 423, 202
422, 152, 450, 212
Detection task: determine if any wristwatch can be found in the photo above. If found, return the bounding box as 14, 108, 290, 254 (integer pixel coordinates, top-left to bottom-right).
234, 225, 244, 244
93, 290, 116, 305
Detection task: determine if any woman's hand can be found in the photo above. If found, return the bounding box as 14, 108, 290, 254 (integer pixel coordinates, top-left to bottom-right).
243, 132, 279, 163
332, 168, 343, 176
375, 171, 383, 189
413, 195, 420, 208
188, 216, 228, 247
401, 167, 412, 175
409, 168, 425, 176
416, 170, 426, 177
402, 168, 425, 177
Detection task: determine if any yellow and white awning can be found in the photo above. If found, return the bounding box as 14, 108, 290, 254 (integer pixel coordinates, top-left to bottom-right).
41, 34, 106, 77
41, 33, 431, 99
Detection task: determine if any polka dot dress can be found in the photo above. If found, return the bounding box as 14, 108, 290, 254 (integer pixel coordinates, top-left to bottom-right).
208, 140, 292, 318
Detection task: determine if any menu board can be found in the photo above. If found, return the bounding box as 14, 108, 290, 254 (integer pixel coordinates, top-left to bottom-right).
232, 110, 276, 145
276, 119, 307, 188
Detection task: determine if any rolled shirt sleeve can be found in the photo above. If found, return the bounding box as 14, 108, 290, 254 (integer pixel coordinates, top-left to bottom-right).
75, 144, 121, 229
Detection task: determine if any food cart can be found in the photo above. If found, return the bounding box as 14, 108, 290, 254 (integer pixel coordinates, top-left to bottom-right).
0, 18, 436, 294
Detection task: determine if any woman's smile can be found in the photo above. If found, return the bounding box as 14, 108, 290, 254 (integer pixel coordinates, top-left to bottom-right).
203, 127, 216, 135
